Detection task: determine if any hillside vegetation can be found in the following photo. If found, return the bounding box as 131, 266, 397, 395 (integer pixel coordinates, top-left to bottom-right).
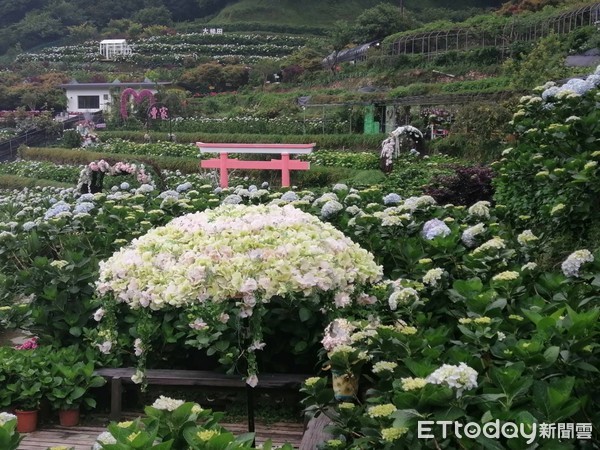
212, 0, 502, 26
0, 0, 504, 57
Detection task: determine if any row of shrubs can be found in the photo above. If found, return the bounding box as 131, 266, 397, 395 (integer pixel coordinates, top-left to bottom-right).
20, 147, 200, 174
0, 174, 72, 190
96, 131, 386, 151
388, 77, 513, 99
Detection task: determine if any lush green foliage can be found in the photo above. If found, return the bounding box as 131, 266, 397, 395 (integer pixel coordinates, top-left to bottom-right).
494, 74, 600, 259
0, 161, 80, 183
46, 347, 106, 410
0, 345, 102, 411
424, 165, 495, 206
430, 100, 513, 161
380, 154, 459, 197
389, 77, 512, 99
302, 202, 600, 448
0, 412, 21, 450
503, 33, 569, 91
304, 151, 379, 170
93, 398, 293, 449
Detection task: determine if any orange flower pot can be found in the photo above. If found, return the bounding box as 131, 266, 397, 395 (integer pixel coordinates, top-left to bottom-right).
58, 408, 80, 427
15, 409, 38, 433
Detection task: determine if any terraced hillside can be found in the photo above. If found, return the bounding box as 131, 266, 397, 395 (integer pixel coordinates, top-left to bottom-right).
15, 33, 309, 66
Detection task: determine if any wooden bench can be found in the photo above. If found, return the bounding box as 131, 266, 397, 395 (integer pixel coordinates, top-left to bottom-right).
197, 142, 315, 188
96, 368, 310, 433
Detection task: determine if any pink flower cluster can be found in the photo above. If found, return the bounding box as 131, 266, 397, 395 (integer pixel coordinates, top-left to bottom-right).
14, 336, 38, 350
112, 162, 136, 174
321, 319, 355, 352
137, 169, 150, 184
88, 160, 111, 172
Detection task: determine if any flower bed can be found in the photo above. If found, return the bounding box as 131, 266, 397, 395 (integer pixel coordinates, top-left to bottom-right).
0, 149, 598, 448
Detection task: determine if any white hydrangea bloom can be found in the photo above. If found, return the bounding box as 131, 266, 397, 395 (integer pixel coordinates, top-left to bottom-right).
93, 308, 105, 322
312, 192, 338, 207
97, 340, 112, 354
372, 361, 398, 373
322, 318, 355, 352
0, 412, 16, 426
473, 237, 506, 255
152, 395, 185, 411
492, 271, 519, 282
280, 191, 298, 202
131, 370, 144, 384
561, 249, 594, 277
461, 223, 486, 247
93, 431, 116, 450
383, 193, 402, 205
321, 200, 344, 219
401, 195, 436, 213
468, 201, 491, 219
517, 230, 538, 246
426, 363, 478, 397
521, 262, 537, 271
423, 268, 444, 287
134, 338, 143, 356
96, 204, 382, 310
388, 287, 419, 310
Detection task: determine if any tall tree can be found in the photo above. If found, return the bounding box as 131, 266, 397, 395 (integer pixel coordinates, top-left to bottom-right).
353, 3, 416, 42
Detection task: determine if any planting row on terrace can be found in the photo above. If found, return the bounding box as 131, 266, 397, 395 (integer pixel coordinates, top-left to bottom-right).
16, 33, 309, 65
2, 141, 491, 206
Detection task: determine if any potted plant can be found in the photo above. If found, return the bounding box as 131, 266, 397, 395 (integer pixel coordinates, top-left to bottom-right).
320, 318, 370, 402
46, 348, 106, 427
326, 345, 369, 401
10, 369, 48, 432
4, 347, 52, 433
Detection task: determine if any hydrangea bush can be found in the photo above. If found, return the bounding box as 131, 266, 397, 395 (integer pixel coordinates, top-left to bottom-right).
302, 234, 600, 448
494, 66, 600, 259
91, 396, 293, 449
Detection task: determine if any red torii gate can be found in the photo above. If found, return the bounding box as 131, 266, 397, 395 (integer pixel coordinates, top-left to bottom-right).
197, 143, 314, 188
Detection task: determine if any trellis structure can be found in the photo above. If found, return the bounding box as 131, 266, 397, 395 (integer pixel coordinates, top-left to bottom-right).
387, 2, 600, 60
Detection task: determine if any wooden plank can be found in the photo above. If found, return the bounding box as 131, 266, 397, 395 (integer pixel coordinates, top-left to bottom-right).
110, 377, 122, 421
18, 422, 303, 449
96, 368, 310, 389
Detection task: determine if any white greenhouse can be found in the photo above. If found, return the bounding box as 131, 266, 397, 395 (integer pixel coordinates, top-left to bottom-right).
99, 39, 133, 60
